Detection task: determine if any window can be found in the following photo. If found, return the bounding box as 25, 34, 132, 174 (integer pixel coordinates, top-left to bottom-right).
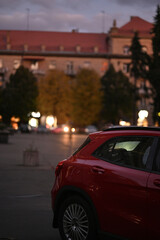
66, 61, 74, 75
123, 63, 130, 73
76, 45, 81, 52
49, 60, 56, 70
83, 61, 91, 69
31, 61, 38, 70
94, 46, 99, 53
123, 45, 130, 55
0, 59, 3, 68
93, 136, 153, 170
155, 139, 160, 172
13, 60, 20, 70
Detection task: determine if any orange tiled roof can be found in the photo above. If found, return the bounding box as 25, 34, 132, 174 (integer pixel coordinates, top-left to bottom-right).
0, 30, 107, 53
111, 16, 153, 38
0, 17, 153, 53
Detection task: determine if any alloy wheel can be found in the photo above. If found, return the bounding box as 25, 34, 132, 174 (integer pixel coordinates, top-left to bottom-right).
63, 203, 89, 240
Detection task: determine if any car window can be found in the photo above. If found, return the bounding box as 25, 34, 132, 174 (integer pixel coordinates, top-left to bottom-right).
155, 139, 160, 172
93, 136, 154, 170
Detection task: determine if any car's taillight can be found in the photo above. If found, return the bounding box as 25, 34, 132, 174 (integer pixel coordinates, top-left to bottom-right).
55, 161, 64, 177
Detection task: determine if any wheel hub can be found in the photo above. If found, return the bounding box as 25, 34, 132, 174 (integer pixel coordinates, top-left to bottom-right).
71, 218, 78, 231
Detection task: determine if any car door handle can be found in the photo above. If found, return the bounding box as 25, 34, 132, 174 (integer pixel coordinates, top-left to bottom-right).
92, 166, 105, 174
153, 179, 160, 187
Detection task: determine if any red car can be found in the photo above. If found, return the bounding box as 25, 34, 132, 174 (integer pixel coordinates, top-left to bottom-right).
51, 126, 160, 240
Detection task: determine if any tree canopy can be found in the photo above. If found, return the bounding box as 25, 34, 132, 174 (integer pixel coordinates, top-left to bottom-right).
129, 31, 151, 124
130, 31, 150, 81
71, 68, 102, 127
38, 69, 72, 124
1, 65, 38, 123
149, 5, 160, 123
101, 64, 134, 125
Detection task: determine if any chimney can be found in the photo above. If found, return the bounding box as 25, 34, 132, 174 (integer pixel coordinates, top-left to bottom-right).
72, 28, 79, 33
109, 19, 118, 34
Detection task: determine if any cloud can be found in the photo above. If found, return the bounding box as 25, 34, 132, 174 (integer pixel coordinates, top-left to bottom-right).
115, 0, 159, 7
31, 11, 91, 32
0, 0, 158, 32
27, 0, 93, 11
0, 12, 27, 30
0, 0, 25, 10
27, 0, 57, 9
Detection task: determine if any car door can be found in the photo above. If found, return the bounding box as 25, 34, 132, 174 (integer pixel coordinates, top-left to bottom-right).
147, 137, 160, 239
91, 135, 154, 240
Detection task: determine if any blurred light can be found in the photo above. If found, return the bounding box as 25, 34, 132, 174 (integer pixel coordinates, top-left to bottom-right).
11, 116, 20, 122
12, 123, 18, 130
64, 126, 69, 133
119, 120, 131, 126
71, 127, 76, 133
138, 110, 148, 120
29, 118, 38, 127
32, 112, 41, 118
46, 116, 54, 127
158, 112, 160, 117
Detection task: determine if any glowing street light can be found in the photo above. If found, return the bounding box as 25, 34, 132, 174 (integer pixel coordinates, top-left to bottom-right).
138, 110, 148, 120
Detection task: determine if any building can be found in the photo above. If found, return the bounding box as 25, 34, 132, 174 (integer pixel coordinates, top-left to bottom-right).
0, 16, 154, 125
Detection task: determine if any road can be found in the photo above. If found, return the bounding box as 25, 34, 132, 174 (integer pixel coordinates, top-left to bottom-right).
0, 132, 87, 240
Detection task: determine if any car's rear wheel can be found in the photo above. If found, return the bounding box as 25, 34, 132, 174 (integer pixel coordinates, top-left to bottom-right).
58, 195, 96, 240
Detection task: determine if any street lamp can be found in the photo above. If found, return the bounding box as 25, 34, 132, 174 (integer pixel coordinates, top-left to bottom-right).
138, 110, 148, 126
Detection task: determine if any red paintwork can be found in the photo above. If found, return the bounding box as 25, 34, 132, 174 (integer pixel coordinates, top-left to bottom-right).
51, 128, 160, 239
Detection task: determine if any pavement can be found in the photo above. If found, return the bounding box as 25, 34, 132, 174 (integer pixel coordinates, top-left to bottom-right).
0, 132, 87, 240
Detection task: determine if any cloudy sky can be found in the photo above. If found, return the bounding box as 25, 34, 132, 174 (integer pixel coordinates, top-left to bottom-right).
0, 0, 159, 33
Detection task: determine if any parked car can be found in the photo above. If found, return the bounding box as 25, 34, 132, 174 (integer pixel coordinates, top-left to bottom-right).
51, 124, 76, 134
19, 124, 31, 133
37, 125, 50, 134
84, 125, 98, 134
51, 126, 160, 240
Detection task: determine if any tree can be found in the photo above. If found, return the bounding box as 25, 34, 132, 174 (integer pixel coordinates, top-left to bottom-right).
130, 31, 150, 80
1, 66, 38, 124
38, 69, 72, 124
130, 31, 150, 124
101, 64, 134, 125
71, 68, 102, 127
149, 5, 160, 124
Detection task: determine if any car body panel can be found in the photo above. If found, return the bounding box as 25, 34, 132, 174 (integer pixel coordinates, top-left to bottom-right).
51, 127, 160, 240
147, 172, 160, 239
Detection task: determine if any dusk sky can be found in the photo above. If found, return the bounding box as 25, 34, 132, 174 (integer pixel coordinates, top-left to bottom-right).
0, 0, 159, 33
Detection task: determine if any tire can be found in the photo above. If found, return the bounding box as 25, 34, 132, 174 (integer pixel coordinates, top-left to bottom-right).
58, 195, 97, 240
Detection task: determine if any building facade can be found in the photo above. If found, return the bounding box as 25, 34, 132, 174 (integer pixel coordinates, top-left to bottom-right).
0, 16, 154, 125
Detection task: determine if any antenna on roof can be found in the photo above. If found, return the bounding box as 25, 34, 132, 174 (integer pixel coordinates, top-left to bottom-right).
26, 8, 30, 31
101, 10, 105, 33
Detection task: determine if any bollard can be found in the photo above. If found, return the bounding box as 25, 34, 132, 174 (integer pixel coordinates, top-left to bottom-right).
23, 149, 39, 166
